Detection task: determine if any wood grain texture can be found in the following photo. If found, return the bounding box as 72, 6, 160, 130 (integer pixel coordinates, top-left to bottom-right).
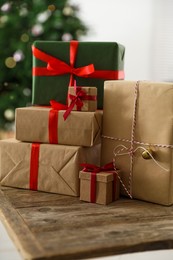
1, 185, 173, 260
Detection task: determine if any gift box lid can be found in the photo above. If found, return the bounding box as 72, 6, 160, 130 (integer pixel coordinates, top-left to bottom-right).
79, 171, 115, 183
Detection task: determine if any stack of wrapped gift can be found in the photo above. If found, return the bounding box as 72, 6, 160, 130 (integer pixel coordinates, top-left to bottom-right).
101, 80, 173, 206
0, 40, 125, 205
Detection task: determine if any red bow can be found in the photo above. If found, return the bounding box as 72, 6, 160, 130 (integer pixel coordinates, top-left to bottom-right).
50, 100, 67, 110
81, 162, 115, 173
32, 41, 95, 86
63, 89, 96, 120
81, 162, 116, 203
32, 41, 125, 89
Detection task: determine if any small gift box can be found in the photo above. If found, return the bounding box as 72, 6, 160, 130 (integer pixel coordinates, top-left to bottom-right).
0, 139, 101, 196
79, 163, 120, 205
67, 86, 97, 112
32, 40, 125, 109
101, 80, 173, 205
15, 106, 102, 147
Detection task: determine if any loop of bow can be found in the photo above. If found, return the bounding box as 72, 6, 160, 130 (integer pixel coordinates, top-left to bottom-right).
81, 162, 115, 173
47, 58, 95, 77
32, 41, 95, 86
50, 100, 68, 111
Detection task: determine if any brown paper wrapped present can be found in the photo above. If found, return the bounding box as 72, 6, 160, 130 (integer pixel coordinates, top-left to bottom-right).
79, 163, 120, 205
68, 86, 97, 112
0, 139, 101, 196
101, 80, 173, 205
15, 107, 102, 147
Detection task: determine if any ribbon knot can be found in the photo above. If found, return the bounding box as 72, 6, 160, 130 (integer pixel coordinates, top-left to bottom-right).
81, 162, 115, 173
32, 41, 96, 87
63, 87, 97, 120
69, 89, 86, 108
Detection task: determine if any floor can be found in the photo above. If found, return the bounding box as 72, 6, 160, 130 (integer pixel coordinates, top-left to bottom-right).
0, 221, 173, 260
0, 221, 22, 260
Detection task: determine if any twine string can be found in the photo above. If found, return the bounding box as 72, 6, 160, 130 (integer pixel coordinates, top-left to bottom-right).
128, 81, 139, 195
102, 81, 172, 199
102, 135, 173, 149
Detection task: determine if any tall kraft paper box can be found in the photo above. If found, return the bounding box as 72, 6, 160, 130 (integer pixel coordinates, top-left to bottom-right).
101, 80, 173, 206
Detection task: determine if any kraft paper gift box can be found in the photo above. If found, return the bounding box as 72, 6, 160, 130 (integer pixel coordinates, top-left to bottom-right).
0, 139, 101, 196
32, 40, 125, 109
15, 107, 102, 147
67, 86, 97, 112
79, 169, 120, 205
101, 80, 173, 206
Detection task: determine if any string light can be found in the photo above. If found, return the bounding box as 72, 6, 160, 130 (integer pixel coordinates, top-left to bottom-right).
62, 33, 72, 41
5, 57, 16, 68
13, 50, 24, 62
37, 10, 51, 23
4, 109, 15, 121
20, 33, 29, 42
23, 88, 31, 97
0, 15, 8, 24
63, 6, 74, 16
31, 24, 44, 36
1, 2, 11, 12
48, 4, 56, 12
19, 7, 28, 17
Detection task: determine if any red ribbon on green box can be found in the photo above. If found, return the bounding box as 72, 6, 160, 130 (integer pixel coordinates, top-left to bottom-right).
32, 40, 124, 87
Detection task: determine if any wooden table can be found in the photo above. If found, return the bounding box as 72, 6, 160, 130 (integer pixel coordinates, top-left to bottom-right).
0, 186, 173, 260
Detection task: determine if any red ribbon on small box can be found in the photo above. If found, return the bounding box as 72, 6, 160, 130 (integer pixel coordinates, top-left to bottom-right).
32, 40, 124, 87
80, 162, 117, 203
63, 87, 97, 120
49, 100, 67, 144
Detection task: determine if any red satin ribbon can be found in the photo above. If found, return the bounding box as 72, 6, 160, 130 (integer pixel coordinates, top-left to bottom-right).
30, 143, 40, 190
32, 41, 95, 86
48, 100, 67, 144
63, 87, 97, 120
81, 162, 116, 203
32, 41, 125, 87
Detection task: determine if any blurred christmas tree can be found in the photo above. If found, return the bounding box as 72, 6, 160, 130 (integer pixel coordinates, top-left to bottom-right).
0, 0, 87, 130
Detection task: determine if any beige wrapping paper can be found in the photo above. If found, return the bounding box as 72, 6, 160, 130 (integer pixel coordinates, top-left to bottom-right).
15, 107, 102, 147
68, 87, 97, 112
0, 139, 101, 196
101, 80, 173, 205
79, 171, 120, 205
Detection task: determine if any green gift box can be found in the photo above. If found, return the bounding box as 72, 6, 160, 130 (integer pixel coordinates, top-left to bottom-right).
32, 41, 125, 109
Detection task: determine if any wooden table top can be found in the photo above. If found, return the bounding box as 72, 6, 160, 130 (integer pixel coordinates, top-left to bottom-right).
0, 186, 173, 260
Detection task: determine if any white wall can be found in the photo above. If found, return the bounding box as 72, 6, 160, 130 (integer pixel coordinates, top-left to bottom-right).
151, 0, 173, 81
70, 0, 173, 82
